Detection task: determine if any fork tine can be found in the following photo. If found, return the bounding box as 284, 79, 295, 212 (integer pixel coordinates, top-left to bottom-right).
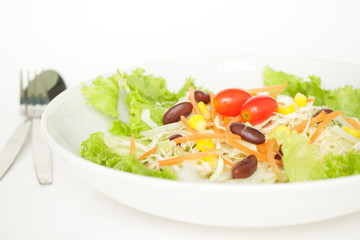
20, 70, 27, 115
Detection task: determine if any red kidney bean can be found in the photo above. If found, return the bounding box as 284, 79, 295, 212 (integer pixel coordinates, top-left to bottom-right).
232, 154, 258, 179
169, 134, 182, 145
313, 108, 333, 117
162, 102, 193, 125
275, 145, 283, 161
194, 90, 210, 104
229, 122, 265, 144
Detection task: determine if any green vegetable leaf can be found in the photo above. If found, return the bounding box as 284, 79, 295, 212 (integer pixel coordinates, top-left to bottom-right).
310, 150, 360, 180
263, 66, 360, 119
113, 154, 177, 180
274, 133, 319, 182
118, 68, 195, 137
108, 119, 131, 136
274, 132, 360, 182
80, 131, 177, 179
82, 74, 120, 117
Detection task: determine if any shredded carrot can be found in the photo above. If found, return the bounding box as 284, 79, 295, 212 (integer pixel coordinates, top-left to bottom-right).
225, 115, 242, 131
256, 142, 267, 155
247, 84, 287, 95
209, 91, 216, 121
221, 156, 234, 168
310, 111, 342, 144
188, 86, 201, 115
268, 81, 288, 97
291, 110, 326, 133
306, 98, 315, 103
173, 132, 241, 144
157, 152, 218, 167
138, 147, 158, 162
180, 116, 197, 134
130, 133, 135, 155
342, 114, 360, 130
225, 136, 268, 162
266, 139, 284, 180
206, 121, 215, 127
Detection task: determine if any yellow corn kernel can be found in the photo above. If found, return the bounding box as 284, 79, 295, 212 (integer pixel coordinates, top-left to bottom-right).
277, 103, 297, 115
201, 156, 218, 168
196, 138, 214, 152
273, 125, 291, 136
198, 102, 211, 120
189, 114, 207, 131
342, 126, 360, 138
294, 93, 307, 108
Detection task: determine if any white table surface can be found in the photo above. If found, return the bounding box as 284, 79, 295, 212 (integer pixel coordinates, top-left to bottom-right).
1, 0, 360, 239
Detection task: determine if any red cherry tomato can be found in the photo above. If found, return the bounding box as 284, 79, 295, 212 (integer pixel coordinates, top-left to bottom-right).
240, 95, 278, 125
214, 88, 252, 117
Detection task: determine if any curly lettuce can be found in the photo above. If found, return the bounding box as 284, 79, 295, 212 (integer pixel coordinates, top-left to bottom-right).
80, 132, 177, 180
263, 66, 360, 119
275, 133, 360, 182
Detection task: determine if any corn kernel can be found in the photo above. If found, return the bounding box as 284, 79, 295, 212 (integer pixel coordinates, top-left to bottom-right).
189, 114, 207, 131
294, 93, 307, 108
274, 125, 291, 136
277, 103, 297, 115
201, 156, 218, 168
342, 126, 360, 138
198, 102, 211, 120
196, 138, 214, 152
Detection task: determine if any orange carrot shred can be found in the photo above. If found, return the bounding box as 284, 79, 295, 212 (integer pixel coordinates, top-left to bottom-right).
221, 156, 234, 168
188, 86, 201, 115
291, 110, 326, 133
157, 152, 218, 167
310, 111, 342, 144
268, 81, 288, 97
306, 98, 315, 103
256, 142, 267, 155
130, 133, 135, 155
225, 136, 268, 162
173, 132, 241, 144
225, 115, 242, 131
266, 138, 284, 180
209, 91, 216, 121
342, 114, 360, 130
247, 84, 287, 95
180, 116, 197, 134
138, 147, 158, 162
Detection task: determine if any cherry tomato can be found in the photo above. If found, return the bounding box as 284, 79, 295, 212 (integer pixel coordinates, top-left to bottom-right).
214, 88, 252, 117
240, 95, 278, 125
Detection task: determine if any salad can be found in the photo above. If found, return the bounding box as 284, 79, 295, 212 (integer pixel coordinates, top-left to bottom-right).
80, 67, 360, 183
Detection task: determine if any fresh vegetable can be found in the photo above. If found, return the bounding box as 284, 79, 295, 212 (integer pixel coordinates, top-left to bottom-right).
80, 132, 177, 179
82, 75, 120, 117
240, 95, 278, 125
275, 132, 360, 181
80, 66, 360, 183
214, 88, 252, 116
263, 66, 360, 119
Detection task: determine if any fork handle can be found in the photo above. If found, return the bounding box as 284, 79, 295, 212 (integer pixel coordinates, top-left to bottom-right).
0, 121, 32, 180
32, 118, 53, 185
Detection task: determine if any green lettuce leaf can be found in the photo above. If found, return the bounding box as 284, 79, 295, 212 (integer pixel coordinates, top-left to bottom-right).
118, 68, 195, 137
263, 66, 360, 119
274, 133, 319, 182
275, 133, 360, 182
310, 150, 360, 180
108, 119, 131, 136
80, 132, 177, 180
82, 74, 120, 117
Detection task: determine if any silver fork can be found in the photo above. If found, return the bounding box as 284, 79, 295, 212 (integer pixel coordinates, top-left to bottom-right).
27, 70, 53, 185
0, 70, 52, 184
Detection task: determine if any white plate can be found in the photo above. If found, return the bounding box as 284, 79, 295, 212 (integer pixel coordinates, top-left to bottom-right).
41, 55, 360, 227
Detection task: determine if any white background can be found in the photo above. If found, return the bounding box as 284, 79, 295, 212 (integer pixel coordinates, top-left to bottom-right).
1, 0, 360, 239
